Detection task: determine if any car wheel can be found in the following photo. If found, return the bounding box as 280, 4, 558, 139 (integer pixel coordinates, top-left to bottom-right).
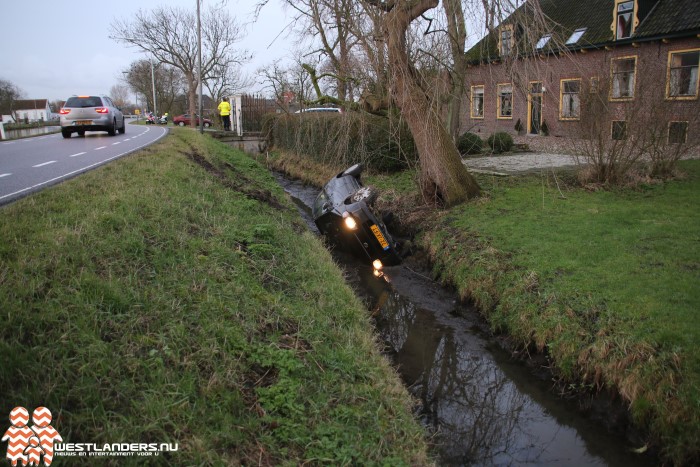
204, 122, 210, 128
108, 119, 117, 136
118, 118, 126, 134
78, 130, 86, 137
61, 129, 71, 139
178, 121, 185, 127
351, 186, 378, 205
343, 164, 363, 178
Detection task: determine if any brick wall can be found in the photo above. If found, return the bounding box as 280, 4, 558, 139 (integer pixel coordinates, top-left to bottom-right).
462, 36, 700, 147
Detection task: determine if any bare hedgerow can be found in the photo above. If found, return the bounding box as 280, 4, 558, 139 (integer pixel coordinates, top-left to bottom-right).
572, 56, 699, 185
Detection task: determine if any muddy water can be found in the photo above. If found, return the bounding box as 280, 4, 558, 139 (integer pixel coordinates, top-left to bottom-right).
274, 173, 656, 466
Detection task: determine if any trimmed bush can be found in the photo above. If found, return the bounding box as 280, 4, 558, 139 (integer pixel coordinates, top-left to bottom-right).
457, 132, 483, 155
487, 132, 514, 154
262, 112, 418, 173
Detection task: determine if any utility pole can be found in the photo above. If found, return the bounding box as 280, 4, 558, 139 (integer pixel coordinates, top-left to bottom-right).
197, 0, 203, 134
151, 59, 157, 118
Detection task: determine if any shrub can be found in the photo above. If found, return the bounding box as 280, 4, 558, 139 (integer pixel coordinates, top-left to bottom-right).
487, 132, 514, 154
457, 132, 483, 155
263, 112, 418, 173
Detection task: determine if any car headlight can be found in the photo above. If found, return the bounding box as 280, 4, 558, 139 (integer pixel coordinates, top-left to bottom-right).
372, 259, 383, 271
342, 212, 357, 230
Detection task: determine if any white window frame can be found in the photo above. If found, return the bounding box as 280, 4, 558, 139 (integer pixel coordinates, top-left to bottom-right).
536, 34, 552, 50
566, 28, 587, 45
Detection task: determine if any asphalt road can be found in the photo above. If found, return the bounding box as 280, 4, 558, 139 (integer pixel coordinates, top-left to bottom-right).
0, 122, 168, 205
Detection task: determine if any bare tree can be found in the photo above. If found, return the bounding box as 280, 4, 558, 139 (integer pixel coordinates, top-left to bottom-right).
0, 79, 24, 121
279, 0, 358, 102
366, 0, 480, 205
204, 62, 254, 105
442, 0, 468, 141
109, 83, 132, 109
574, 72, 700, 184
110, 5, 248, 127
259, 57, 315, 113
122, 60, 186, 117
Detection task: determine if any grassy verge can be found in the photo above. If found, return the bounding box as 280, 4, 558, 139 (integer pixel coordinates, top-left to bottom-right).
264, 151, 699, 464
0, 129, 430, 465
417, 164, 700, 464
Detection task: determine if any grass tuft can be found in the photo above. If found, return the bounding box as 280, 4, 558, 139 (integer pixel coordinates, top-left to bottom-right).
0, 129, 430, 466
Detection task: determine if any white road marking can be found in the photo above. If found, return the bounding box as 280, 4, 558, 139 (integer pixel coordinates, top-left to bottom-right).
112, 142, 121, 145
95, 146, 107, 150
33, 161, 57, 168
69, 152, 87, 158
0, 126, 168, 202
0, 173, 11, 178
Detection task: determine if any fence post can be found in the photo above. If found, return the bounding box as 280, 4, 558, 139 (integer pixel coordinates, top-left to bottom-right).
0, 122, 5, 140
233, 94, 243, 137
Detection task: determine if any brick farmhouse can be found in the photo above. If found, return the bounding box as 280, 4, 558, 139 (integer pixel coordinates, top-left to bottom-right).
463, 0, 700, 152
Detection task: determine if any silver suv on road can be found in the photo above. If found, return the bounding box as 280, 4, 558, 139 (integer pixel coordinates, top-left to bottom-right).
59, 95, 125, 138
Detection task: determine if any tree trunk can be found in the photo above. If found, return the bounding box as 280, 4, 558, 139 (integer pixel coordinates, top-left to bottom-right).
443, 0, 468, 142
384, 0, 480, 205
186, 73, 197, 128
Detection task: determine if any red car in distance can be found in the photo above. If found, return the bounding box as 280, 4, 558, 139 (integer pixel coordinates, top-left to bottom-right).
172, 114, 212, 127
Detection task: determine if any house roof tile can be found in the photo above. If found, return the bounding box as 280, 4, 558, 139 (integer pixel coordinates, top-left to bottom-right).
12, 99, 49, 110
467, 0, 700, 63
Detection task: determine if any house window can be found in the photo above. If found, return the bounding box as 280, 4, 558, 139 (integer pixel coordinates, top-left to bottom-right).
536, 34, 551, 50
499, 25, 513, 56
611, 57, 636, 99
668, 121, 688, 144
560, 79, 581, 120
497, 84, 513, 119
590, 76, 600, 93
470, 86, 484, 119
668, 50, 700, 98
566, 28, 587, 45
612, 121, 627, 140
616, 1, 634, 39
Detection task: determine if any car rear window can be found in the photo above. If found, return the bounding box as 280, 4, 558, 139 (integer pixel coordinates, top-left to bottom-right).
65, 96, 103, 108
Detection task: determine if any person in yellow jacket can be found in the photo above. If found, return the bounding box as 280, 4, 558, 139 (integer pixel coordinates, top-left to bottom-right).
218, 97, 231, 131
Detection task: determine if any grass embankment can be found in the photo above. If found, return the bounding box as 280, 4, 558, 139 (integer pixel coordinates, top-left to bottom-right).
0, 130, 430, 465
417, 165, 700, 464
265, 151, 699, 464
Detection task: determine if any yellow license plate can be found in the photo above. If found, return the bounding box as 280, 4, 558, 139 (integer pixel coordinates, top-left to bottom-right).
370, 224, 390, 250
76, 120, 92, 125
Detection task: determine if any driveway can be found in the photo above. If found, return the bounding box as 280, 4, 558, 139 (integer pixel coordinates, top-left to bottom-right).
463, 152, 578, 175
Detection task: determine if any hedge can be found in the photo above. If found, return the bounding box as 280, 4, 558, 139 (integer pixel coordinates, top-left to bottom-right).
261, 112, 418, 173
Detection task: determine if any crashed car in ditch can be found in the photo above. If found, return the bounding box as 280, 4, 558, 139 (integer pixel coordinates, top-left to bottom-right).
312, 164, 401, 271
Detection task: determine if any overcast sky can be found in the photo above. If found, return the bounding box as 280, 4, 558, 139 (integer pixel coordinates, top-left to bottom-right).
0, 0, 293, 102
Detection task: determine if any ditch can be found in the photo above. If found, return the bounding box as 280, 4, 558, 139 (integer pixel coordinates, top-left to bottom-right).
274, 172, 657, 466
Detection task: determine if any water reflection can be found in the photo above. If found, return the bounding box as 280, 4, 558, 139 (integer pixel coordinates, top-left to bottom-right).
274, 172, 655, 467
3, 126, 59, 139
361, 266, 651, 467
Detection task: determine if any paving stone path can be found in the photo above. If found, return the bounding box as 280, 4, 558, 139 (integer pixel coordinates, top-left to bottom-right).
462, 152, 578, 175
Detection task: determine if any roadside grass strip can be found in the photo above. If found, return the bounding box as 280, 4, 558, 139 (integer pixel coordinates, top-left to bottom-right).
0, 130, 430, 465
418, 164, 700, 465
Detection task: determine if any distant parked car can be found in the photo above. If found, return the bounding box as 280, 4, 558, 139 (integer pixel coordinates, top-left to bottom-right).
173, 114, 212, 127
313, 164, 401, 271
294, 107, 342, 114
59, 95, 125, 138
